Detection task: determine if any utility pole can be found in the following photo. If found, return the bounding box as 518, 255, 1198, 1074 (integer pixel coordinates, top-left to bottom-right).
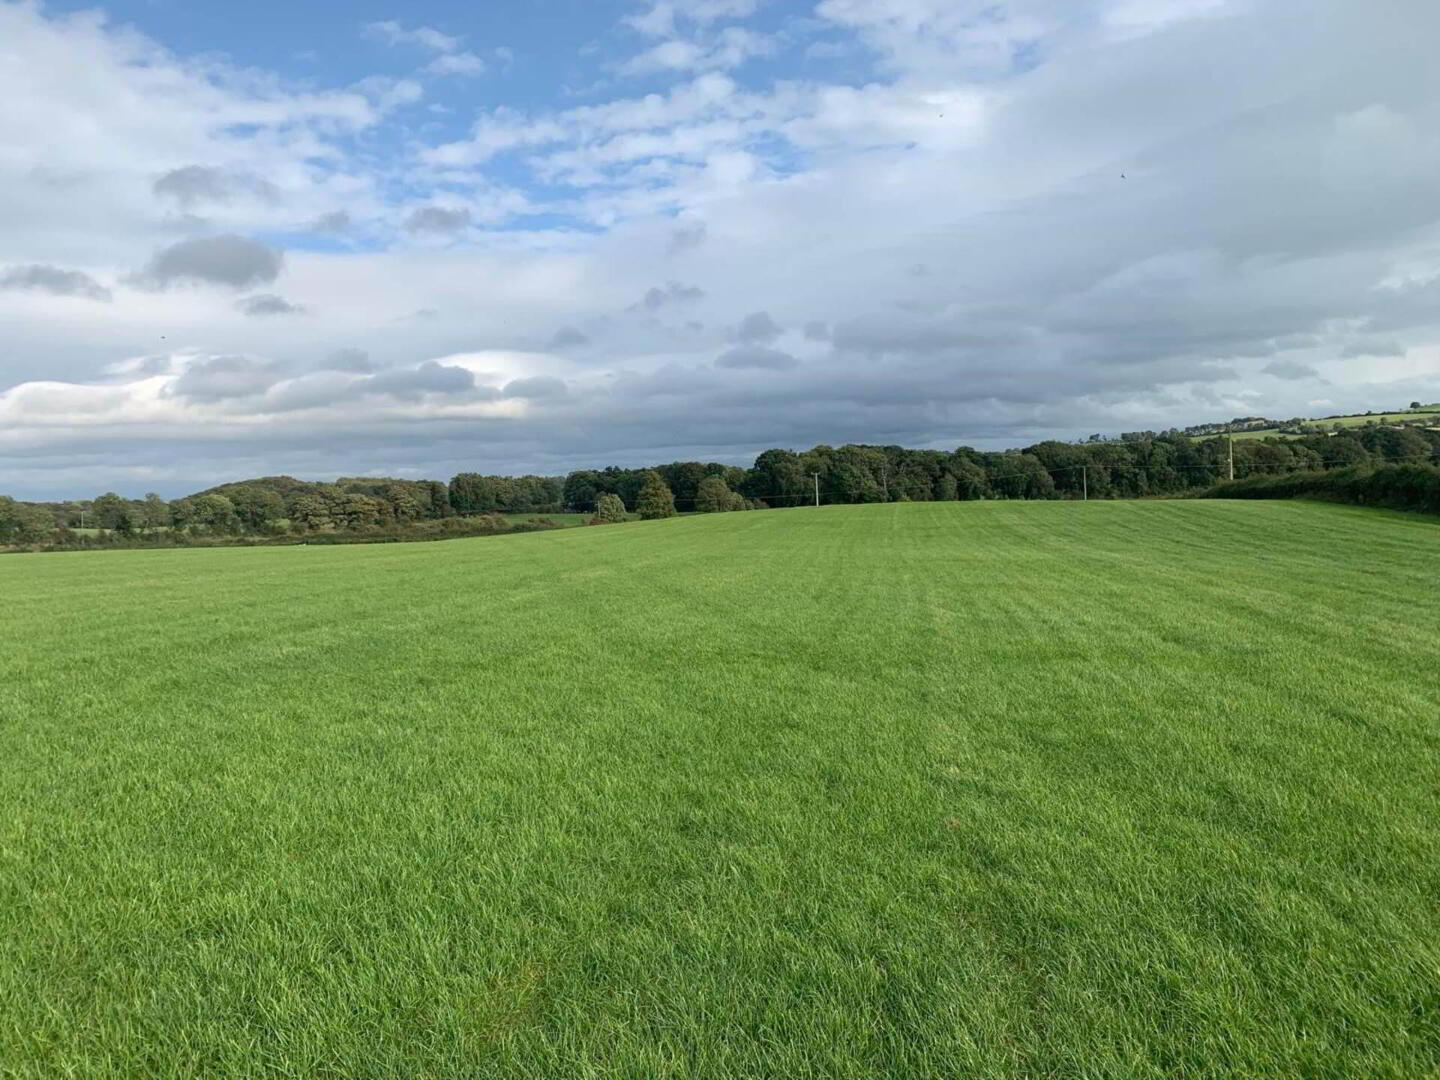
1227, 433, 1235, 481
1081, 465, 1088, 501
813, 473, 820, 508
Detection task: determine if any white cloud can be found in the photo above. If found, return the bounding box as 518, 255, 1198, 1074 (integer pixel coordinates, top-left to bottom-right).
626, 0, 761, 39
426, 52, 486, 77
621, 27, 775, 76
3, 0, 1440, 498
363, 20, 463, 54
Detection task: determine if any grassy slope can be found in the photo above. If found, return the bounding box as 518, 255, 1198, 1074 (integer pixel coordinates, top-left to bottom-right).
2, 502, 1438, 1079
1230, 409, 1440, 440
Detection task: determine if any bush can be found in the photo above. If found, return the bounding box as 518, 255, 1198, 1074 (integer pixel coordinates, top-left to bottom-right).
593, 493, 627, 524
3, 511, 563, 555
1204, 464, 1440, 515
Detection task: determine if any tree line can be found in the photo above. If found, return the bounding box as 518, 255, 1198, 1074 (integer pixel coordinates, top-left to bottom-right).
1205, 462, 1440, 516
4, 423, 1438, 550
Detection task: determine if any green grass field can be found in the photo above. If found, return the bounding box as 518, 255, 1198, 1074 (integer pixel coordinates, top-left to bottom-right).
3, 501, 1438, 1078
1230, 410, 1440, 440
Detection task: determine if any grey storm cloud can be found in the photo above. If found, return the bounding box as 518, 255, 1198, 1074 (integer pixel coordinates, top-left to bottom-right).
503, 375, 568, 400
734, 311, 783, 345
716, 345, 800, 371
405, 206, 473, 233
804, 321, 831, 342
322, 348, 375, 373
132, 235, 283, 291
260, 361, 480, 412
0, 264, 111, 301
1262, 359, 1320, 380
362, 361, 475, 399
830, 312, 1015, 356
260, 371, 359, 413
169, 355, 284, 402
638, 281, 705, 311
1340, 340, 1406, 359
237, 293, 305, 317
548, 326, 590, 349
153, 165, 281, 208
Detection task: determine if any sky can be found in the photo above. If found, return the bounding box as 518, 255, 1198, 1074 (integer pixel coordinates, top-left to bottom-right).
2, 0, 1438, 499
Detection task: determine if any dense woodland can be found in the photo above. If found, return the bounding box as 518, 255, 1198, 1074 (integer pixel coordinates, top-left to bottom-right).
4, 422, 1439, 550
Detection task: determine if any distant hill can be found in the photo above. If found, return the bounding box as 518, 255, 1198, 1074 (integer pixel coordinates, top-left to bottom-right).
1182, 405, 1440, 440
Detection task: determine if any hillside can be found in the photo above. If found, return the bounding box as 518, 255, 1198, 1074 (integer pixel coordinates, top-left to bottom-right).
1197, 405, 1440, 440
3, 501, 1438, 1077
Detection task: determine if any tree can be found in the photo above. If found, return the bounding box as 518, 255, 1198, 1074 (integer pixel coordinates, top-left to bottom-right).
426, 481, 454, 518
227, 485, 285, 530
141, 493, 172, 530
168, 497, 197, 529
332, 494, 387, 530
192, 494, 240, 533
289, 496, 333, 532
91, 492, 128, 530
744, 449, 807, 504
0, 497, 54, 544
664, 462, 709, 507
635, 472, 676, 519
694, 475, 733, 512
449, 473, 496, 515
563, 471, 601, 512
383, 484, 423, 521
593, 493, 627, 523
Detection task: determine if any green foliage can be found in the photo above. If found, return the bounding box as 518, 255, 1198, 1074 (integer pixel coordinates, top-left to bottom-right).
693, 475, 733, 512
288, 495, 333, 532
141, 493, 172, 529
2, 502, 1438, 1077
450, 473, 562, 515
226, 485, 286, 530
635, 471, 676, 519
0, 496, 55, 544
1207, 463, 1440, 514
191, 493, 240, 533
592, 493, 627, 523
90, 492, 129, 529
15, 415, 1440, 554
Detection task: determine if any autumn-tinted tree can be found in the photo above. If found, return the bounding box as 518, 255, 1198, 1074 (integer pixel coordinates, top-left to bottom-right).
332, 494, 387, 530
288, 496, 333, 532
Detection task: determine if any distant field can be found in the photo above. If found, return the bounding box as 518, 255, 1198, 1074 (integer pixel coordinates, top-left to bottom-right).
500, 511, 608, 526
3, 502, 1438, 1078
1229, 409, 1440, 440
